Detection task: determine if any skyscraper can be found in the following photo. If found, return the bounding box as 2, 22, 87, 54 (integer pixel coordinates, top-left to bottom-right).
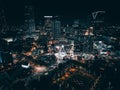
24, 0, 35, 36
73, 20, 80, 35
91, 11, 105, 35
0, 9, 9, 36
53, 16, 61, 39
44, 16, 53, 39
44, 16, 53, 31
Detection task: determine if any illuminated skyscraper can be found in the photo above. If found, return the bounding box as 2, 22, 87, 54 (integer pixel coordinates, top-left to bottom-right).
44, 16, 53, 31
53, 16, 61, 39
73, 19, 80, 35
0, 9, 9, 35
44, 16, 53, 39
24, 0, 35, 36
91, 11, 105, 35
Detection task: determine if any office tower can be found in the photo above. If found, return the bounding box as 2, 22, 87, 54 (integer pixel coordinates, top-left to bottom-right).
53, 16, 61, 39
73, 20, 80, 35
82, 35, 94, 53
0, 9, 9, 36
24, 0, 35, 36
91, 11, 105, 35
44, 16, 53, 38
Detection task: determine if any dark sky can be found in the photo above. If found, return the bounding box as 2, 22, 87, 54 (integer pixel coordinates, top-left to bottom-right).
0, 0, 120, 25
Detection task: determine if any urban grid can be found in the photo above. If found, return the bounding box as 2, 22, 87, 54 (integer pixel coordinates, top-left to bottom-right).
0, 0, 120, 90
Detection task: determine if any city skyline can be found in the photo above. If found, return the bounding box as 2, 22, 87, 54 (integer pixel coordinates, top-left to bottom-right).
0, 1, 120, 90
0, 0, 120, 25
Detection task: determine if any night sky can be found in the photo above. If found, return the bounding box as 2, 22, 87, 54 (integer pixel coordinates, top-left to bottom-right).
0, 0, 120, 25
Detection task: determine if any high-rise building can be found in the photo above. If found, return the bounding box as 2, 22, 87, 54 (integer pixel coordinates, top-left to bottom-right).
0, 9, 9, 36
73, 20, 80, 35
91, 11, 105, 35
44, 16, 53, 31
82, 35, 94, 53
53, 16, 61, 39
44, 16, 53, 39
24, 0, 35, 36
